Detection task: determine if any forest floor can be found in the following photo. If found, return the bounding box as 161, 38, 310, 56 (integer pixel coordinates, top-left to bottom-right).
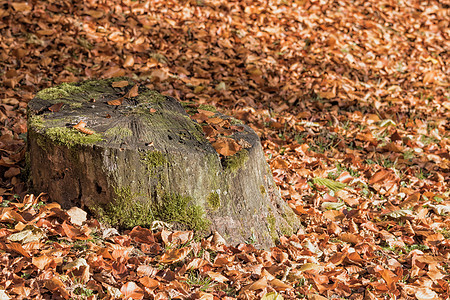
0, 0, 449, 299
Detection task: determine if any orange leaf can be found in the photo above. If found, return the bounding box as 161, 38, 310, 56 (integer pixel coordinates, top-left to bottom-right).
339, 233, 362, 245
120, 281, 144, 300
211, 137, 241, 156
123, 56, 135, 68
0, 208, 26, 223
160, 247, 191, 264
48, 102, 64, 112
32, 255, 54, 270
73, 121, 94, 135
242, 277, 268, 291
77, 127, 94, 135
269, 278, 292, 291
197, 109, 216, 117
73, 121, 87, 129
207, 271, 229, 283
11, 2, 32, 12
103, 67, 126, 78
329, 251, 347, 265
107, 97, 124, 106
125, 84, 139, 98
139, 276, 159, 289
374, 265, 398, 290
7, 242, 30, 258
112, 80, 129, 88
368, 169, 389, 184
336, 171, 353, 183
423, 71, 435, 84
45, 276, 65, 291
61, 221, 91, 240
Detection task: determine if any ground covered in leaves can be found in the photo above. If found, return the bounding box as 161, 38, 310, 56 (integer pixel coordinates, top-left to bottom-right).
0, 0, 449, 299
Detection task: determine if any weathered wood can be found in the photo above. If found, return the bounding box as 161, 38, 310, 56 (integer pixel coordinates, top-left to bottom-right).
27, 78, 300, 248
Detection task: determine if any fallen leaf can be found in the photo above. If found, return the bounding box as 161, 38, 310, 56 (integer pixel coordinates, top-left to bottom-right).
7, 242, 30, 258
48, 102, 64, 112
66, 207, 87, 226
107, 97, 124, 106
211, 137, 242, 156
32, 255, 54, 270
125, 84, 139, 98
242, 277, 267, 291
112, 80, 130, 88
160, 247, 191, 264
123, 55, 135, 68
120, 281, 144, 300
261, 292, 284, 300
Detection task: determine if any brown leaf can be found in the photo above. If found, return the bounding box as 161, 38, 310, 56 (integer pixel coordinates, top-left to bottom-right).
242, 277, 268, 291
207, 271, 229, 283
139, 276, 159, 289
73, 121, 94, 135
11, 2, 32, 12
125, 84, 139, 98
211, 137, 241, 156
73, 121, 87, 129
48, 102, 64, 112
66, 207, 87, 226
160, 247, 191, 264
339, 233, 362, 245
61, 221, 91, 240
368, 169, 390, 184
120, 281, 144, 300
103, 67, 126, 78
4, 167, 20, 178
269, 278, 292, 291
7, 242, 30, 258
112, 80, 129, 88
107, 97, 124, 106
423, 71, 436, 84
307, 295, 328, 300
123, 55, 135, 68
32, 255, 54, 270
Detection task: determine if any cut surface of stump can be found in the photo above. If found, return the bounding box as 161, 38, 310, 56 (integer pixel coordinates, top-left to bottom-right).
27, 78, 300, 248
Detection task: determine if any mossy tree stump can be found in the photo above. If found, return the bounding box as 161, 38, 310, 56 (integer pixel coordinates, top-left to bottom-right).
27, 78, 299, 248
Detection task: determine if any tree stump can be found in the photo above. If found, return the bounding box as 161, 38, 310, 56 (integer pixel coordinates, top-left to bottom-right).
27, 78, 299, 248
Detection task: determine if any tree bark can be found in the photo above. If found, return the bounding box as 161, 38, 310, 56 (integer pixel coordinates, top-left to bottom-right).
27, 78, 300, 248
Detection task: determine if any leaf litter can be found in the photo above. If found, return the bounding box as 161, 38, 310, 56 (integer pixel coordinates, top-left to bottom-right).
0, 0, 448, 299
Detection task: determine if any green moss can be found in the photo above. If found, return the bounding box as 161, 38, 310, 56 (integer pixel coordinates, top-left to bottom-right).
93, 186, 155, 228
207, 192, 220, 211
36, 82, 84, 101
29, 115, 44, 131
229, 117, 244, 125
153, 193, 210, 232
198, 104, 217, 112
104, 126, 133, 139
140, 151, 167, 175
191, 121, 208, 143
260, 185, 266, 195
266, 213, 278, 242
136, 90, 166, 104
46, 127, 103, 147
223, 149, 249, 173
280, 225, 293, 236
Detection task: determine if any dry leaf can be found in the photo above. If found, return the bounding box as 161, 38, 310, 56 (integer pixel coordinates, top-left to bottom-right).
66, 207, 87, 226
160, 247, 191, 264
48, 102, 64, 112
120, 281, 144, 300
125, 84, 139, 98
112, 80, 129, 88
211, 137, 242, 156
